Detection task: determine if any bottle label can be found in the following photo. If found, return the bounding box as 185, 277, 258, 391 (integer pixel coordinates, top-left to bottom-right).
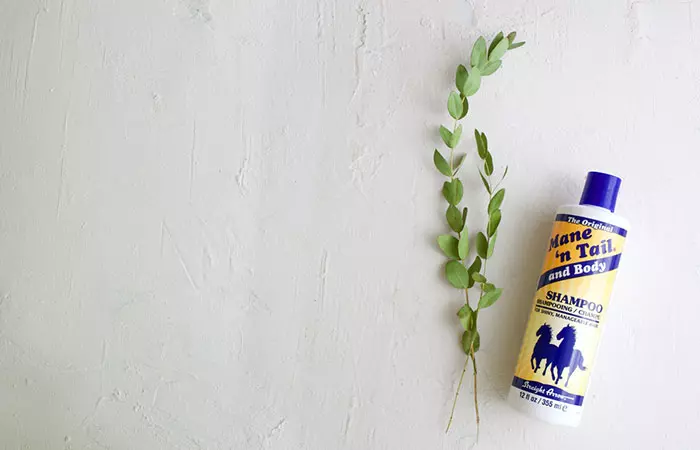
511, 213, 627, 412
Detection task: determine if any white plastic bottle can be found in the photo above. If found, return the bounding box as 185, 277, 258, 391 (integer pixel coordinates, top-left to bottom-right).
507, 171, 629, 427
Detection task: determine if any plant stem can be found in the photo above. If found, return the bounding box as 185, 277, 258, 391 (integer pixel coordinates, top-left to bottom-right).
444, 117, 472, 435
479, 187, 494, 298
470, 347, 480, 436
464, 177, 491, 437
446, 356, 469, 433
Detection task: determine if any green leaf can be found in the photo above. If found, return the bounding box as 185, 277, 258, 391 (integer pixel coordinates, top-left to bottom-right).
446, 260, 470, 288
452, 153, 466, 175
487, 209, 502, 237
461, 67, 482, 97
466, 256, 482, 288
481, 60, 502, 76
457, 304, 474, 331
476, 232, 488, 258
479, 171, 491, 195
472, 272, 486, 283
470, 36, 487, 69
484, 152, 494, 176
456, 65, 468, 93
433, 149, 451, 177
442, 179, 463, 205
462, 207, 468, 225
488, 32, 504, 56
450, 124, 463, 148
447, 92, 463, 120
458, 94, 469, 119
467, 256, 482, 274
462, 330, 473, 353
488, 188, 506, 214
457, 303, 472, 318
446, 205, 464, 233
437, 235, 460, 259
473, 331, 481, 353
509, 41, 525, 50
481, 132, 488, 153
506, 31, 517, 44
478, 288, 503, 309
475, 129, 487, 159
439, 126, 453, 148
489, 37, 509, 62
458, 230, 469, 259
503, 165, 509, 179
483, 283, 496, 292
487, 230, 498, 258
462, 329, 480, 354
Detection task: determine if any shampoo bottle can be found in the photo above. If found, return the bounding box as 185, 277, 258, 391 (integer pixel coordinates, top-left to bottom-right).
507, 171, 629, 426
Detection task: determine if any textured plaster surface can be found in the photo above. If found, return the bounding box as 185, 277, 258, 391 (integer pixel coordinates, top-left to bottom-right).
1, 0, 699, 448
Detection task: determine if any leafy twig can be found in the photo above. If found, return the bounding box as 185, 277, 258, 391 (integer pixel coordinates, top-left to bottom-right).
433, 31, 524, 435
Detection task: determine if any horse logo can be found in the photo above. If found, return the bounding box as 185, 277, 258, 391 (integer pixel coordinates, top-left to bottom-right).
531, 324, 558, 376
551, 324, 587, 387
530, 323, 587, 387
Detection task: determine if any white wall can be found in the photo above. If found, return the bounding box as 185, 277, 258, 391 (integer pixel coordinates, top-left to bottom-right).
1, 0, 699, 448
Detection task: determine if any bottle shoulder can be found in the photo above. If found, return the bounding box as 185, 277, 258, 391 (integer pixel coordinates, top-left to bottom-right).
555, 204, 630, 231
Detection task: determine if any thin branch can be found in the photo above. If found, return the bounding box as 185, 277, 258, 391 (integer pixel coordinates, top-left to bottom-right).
446, 356, 470, 433
470, 347, 480, 440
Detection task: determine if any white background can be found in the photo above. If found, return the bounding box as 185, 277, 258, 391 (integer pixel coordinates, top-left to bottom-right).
1, 0, 699, 449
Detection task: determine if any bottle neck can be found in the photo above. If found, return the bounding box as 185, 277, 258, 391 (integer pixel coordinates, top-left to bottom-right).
578, 203, 613, 213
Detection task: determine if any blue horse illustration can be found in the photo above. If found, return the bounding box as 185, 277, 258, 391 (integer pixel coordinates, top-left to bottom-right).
550, 324, 587, 387
530, 324, 558, 375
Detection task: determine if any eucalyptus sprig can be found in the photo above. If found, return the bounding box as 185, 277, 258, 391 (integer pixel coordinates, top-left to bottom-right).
433, 31, 524, 435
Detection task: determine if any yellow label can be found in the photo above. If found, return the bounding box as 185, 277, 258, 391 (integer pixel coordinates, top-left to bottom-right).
511, 213, 627, 407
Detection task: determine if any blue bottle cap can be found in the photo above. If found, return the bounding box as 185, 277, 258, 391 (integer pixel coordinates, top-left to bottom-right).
579, 171, 622, 212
